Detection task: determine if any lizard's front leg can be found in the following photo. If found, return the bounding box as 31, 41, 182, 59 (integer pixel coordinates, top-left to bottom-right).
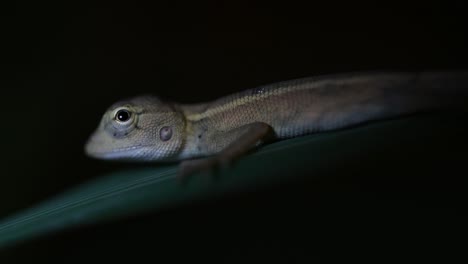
177, 122, 274, 183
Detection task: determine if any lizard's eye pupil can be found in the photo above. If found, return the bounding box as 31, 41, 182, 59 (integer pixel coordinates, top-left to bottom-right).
116, 109, 131, 122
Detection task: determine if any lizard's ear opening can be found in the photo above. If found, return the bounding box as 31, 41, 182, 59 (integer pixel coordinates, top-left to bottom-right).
159, 126, 173, 141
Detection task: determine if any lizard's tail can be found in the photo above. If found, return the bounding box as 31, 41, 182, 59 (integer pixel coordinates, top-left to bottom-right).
378, 70, 468, 115
323, 70, 468, 130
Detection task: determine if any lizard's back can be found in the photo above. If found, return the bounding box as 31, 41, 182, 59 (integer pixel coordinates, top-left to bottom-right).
184, 71, 468, 140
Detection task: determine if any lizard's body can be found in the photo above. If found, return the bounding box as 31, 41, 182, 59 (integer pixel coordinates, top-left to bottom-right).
85, 71, 468, 177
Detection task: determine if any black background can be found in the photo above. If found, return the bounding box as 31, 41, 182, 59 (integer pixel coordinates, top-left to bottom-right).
1, 1, 468, 261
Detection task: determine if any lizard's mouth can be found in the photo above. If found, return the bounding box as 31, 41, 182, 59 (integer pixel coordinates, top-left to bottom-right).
85, 144, 147, 159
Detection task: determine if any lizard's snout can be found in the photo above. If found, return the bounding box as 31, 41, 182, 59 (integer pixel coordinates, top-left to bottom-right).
84, 134, 98, 158
84, 131, 107, 159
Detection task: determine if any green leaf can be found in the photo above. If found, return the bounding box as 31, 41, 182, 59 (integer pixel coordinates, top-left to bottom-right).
0, 112, 466, 249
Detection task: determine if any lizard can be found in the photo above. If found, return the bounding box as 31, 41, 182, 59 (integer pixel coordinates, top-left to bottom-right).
84, 71, 468, 181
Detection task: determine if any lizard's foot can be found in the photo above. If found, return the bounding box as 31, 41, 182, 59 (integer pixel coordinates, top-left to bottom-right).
176, 155, 234, 185
176, 122, 273, 185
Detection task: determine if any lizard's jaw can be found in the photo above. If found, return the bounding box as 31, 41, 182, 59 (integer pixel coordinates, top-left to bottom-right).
85, 141, 145, 160
84, 132, 162, 161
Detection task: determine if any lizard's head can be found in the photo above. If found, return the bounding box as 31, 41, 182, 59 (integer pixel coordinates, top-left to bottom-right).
85, 95, 186, 161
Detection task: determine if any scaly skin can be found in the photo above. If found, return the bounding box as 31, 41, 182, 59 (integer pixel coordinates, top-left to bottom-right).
84, 71, 468, 177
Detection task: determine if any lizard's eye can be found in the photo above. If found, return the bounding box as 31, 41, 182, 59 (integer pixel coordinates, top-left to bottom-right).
115, 109, 132, 124
110, 107, 137, 136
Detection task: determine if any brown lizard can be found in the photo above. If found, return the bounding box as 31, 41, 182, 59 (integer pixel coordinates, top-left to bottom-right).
84, 71, 468, 181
